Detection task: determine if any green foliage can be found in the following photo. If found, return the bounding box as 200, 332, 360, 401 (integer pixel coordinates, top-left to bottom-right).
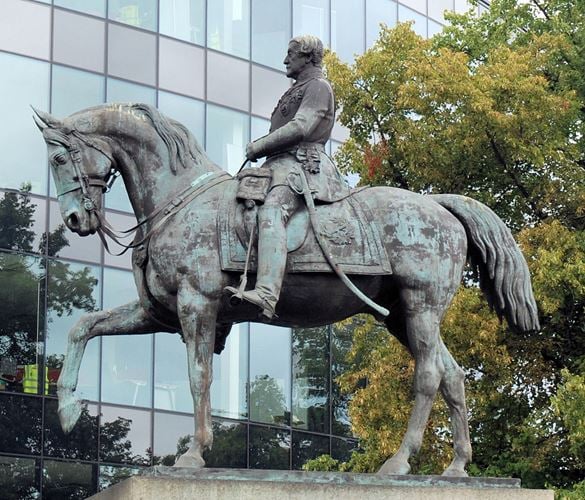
312, 0, 585, 491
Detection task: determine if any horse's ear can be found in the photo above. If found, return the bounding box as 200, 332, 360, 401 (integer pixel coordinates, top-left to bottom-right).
31, 106, 63, 129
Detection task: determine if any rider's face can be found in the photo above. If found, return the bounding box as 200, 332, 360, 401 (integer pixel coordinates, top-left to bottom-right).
284, 43, 309, 79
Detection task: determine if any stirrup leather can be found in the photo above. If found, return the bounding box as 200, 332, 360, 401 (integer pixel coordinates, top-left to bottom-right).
224, 286, 277, 319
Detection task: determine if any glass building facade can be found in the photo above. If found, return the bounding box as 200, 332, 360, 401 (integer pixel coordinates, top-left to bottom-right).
0, 0, 487, 496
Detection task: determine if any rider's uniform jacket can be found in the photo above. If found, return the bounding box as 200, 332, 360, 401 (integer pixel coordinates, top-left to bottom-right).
250, 66, 350, 203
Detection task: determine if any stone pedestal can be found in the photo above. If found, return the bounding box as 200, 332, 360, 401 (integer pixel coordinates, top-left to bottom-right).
90, 468, 553, 500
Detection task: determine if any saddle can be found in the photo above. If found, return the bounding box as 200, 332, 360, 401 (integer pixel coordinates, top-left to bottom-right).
218, 179, 392, 275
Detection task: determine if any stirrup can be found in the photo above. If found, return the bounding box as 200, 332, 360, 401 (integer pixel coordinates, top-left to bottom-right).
224, 286, 276, 319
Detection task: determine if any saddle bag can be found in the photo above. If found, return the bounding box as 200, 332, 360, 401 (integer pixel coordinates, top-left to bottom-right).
236, 167, 272, 205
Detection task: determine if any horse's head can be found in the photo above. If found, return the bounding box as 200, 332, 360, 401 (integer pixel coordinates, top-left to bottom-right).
33, 109, 117, 236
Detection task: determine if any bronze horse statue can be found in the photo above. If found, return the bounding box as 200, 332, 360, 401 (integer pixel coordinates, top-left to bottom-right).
33, 103, 539, 476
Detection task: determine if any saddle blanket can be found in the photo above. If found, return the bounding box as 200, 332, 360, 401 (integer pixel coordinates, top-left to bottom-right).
218, 182, 392, 275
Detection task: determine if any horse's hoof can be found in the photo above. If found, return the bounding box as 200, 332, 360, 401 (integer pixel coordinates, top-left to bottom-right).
174, 453, 205, 469
377, 458, 410, 475
58, 397, 82, 434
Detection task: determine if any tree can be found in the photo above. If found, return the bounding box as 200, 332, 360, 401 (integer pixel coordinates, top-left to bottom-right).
306, 0, 585, 491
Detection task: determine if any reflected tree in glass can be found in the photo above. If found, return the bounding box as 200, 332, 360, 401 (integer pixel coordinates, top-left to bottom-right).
0, 457, 39, 500
249, 425, 290, 469
98, 465, 141, 491
204, 420, 247, 468
250, 374, 288, 425
42, 460, 96, 500
292, 431, 329, 469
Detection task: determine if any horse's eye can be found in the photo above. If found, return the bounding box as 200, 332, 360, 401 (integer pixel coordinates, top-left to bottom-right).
53, 153, 67, 165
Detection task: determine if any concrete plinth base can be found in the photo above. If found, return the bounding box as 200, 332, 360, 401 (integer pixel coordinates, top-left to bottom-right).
90, 468, 553, 500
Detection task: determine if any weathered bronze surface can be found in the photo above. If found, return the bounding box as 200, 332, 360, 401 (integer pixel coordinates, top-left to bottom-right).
33, 37, 540, 477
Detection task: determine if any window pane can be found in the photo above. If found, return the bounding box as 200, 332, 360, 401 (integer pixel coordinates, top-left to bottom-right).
0, 393, 42, 455
331, 436, 359, 461
250, 324, 291, 426
100, 405, 152, 465
0, 457, 39, 500
158, 38, 205, 99
106, 78, 156, 105
206, 104, 250, 174
0, 52, 49, 195
292, 326, 329, 433
154, 333, 192, 413
55, 0, 106, 16
250, 116, 271, 166
102, 212, 136, 270
207, 51, 250, 112
398, 5, 427, 38
107, 24, 157, 85
400, 0, 426, 13
366, 0, 397, 47
293, 0, 329, 44
211, 324, 248, 419
51, 65, 105, 118
0, 191, 46, 255
331, 0, 364, 63
53, 9, 106, 73
153, 411, 192, 466
45, 259, 101, 401
108, 0, 157, 31
251, 65, 290, 119
252, 0, 291, 69
42, 460, 96, 499
160, 0, 205, 45
428, 0, 452, 23
204, 420, 247, 468
0, 253, 44, 394
98, 465, 141, 491
44, 399, 99, 461
158, 92, 205, 146
207, 0, 251, 59
101, 268, 153, 408
292, 431, 329, 469
0, 0, 51, 60
428, 19, 444, 38
249, 425, 290, 469
331, 321, 354, 436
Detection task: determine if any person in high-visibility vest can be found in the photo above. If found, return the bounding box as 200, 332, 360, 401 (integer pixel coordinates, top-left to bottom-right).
23, 364, 49, 395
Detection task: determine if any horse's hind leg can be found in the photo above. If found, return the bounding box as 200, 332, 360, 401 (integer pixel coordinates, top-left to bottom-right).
58, 300, 159, 433
439, 340, 472, 476
174, 285, 217, 469
378, 288, 444, 475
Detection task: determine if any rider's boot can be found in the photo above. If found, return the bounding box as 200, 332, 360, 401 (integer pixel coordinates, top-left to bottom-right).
227, 206, 287, 319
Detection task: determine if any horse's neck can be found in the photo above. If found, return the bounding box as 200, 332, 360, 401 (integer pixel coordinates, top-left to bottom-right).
97, 106, 220, 220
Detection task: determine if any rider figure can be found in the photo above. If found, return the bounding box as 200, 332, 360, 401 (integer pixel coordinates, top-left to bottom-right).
226, 35, 349, 319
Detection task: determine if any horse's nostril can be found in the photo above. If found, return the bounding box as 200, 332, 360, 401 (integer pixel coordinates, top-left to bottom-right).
67, 213, 80, 228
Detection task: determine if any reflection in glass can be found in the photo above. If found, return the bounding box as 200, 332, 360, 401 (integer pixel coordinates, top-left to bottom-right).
249, 425, 290, 469
252, 0, 291, 69
0, 393, 42, 455
51, 65, 105, 118
250, 324, 291, 426
106, 78, 157, 105
206, 104, 250, 174
366, 0, 397, 47
99, 465, 141, 491
154, 333, 192, 413
331, 436, 359, 462
204, 420, 247, 468
292, 431, 329, 469
44, 399, 98, 461
101, 268, 153, 408
42, 460, 96, 499
331, 321, 354, 436
211, 324, 248, 419
400, 0, 426, 13
0, 191, 46, 255
292, 326, 330, 433
108, 0, 157, 31
331, 0, 364, 63
55, 0, 106, 16
0, 253, 44, 394
0, 456, 39, 500
153, 411, 192, 466
160, 0, 205, 45
207, 0, 250, 59
293, 0, 329, 43
158, 91, 205, 147
45, 259, 100, 401
398, 5, 427, 38
0, 52, 49, 195
428, 0, 452, 23
428, 19, 444, 38
100, 405, 152, 465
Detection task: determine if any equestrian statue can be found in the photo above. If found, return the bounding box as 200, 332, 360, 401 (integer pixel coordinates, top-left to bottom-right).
33, 35, 539, 477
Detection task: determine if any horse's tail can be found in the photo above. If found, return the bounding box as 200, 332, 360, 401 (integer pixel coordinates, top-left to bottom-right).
431, 194, 540, 332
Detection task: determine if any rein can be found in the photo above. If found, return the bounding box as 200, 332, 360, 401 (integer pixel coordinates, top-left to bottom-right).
96, 170, 232, 256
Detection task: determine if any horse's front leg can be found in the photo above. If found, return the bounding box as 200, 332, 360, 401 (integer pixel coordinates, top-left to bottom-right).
174, 286, 218, 468
58, 300, 159, 433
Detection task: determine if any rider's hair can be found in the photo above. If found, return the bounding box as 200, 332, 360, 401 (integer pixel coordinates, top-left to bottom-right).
290, 35, 324, 67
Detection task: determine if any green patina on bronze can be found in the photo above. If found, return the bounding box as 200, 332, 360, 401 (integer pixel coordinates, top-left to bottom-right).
33, 36, 539, 477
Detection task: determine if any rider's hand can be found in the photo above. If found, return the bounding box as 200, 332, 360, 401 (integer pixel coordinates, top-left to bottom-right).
245, 142, 258, 162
